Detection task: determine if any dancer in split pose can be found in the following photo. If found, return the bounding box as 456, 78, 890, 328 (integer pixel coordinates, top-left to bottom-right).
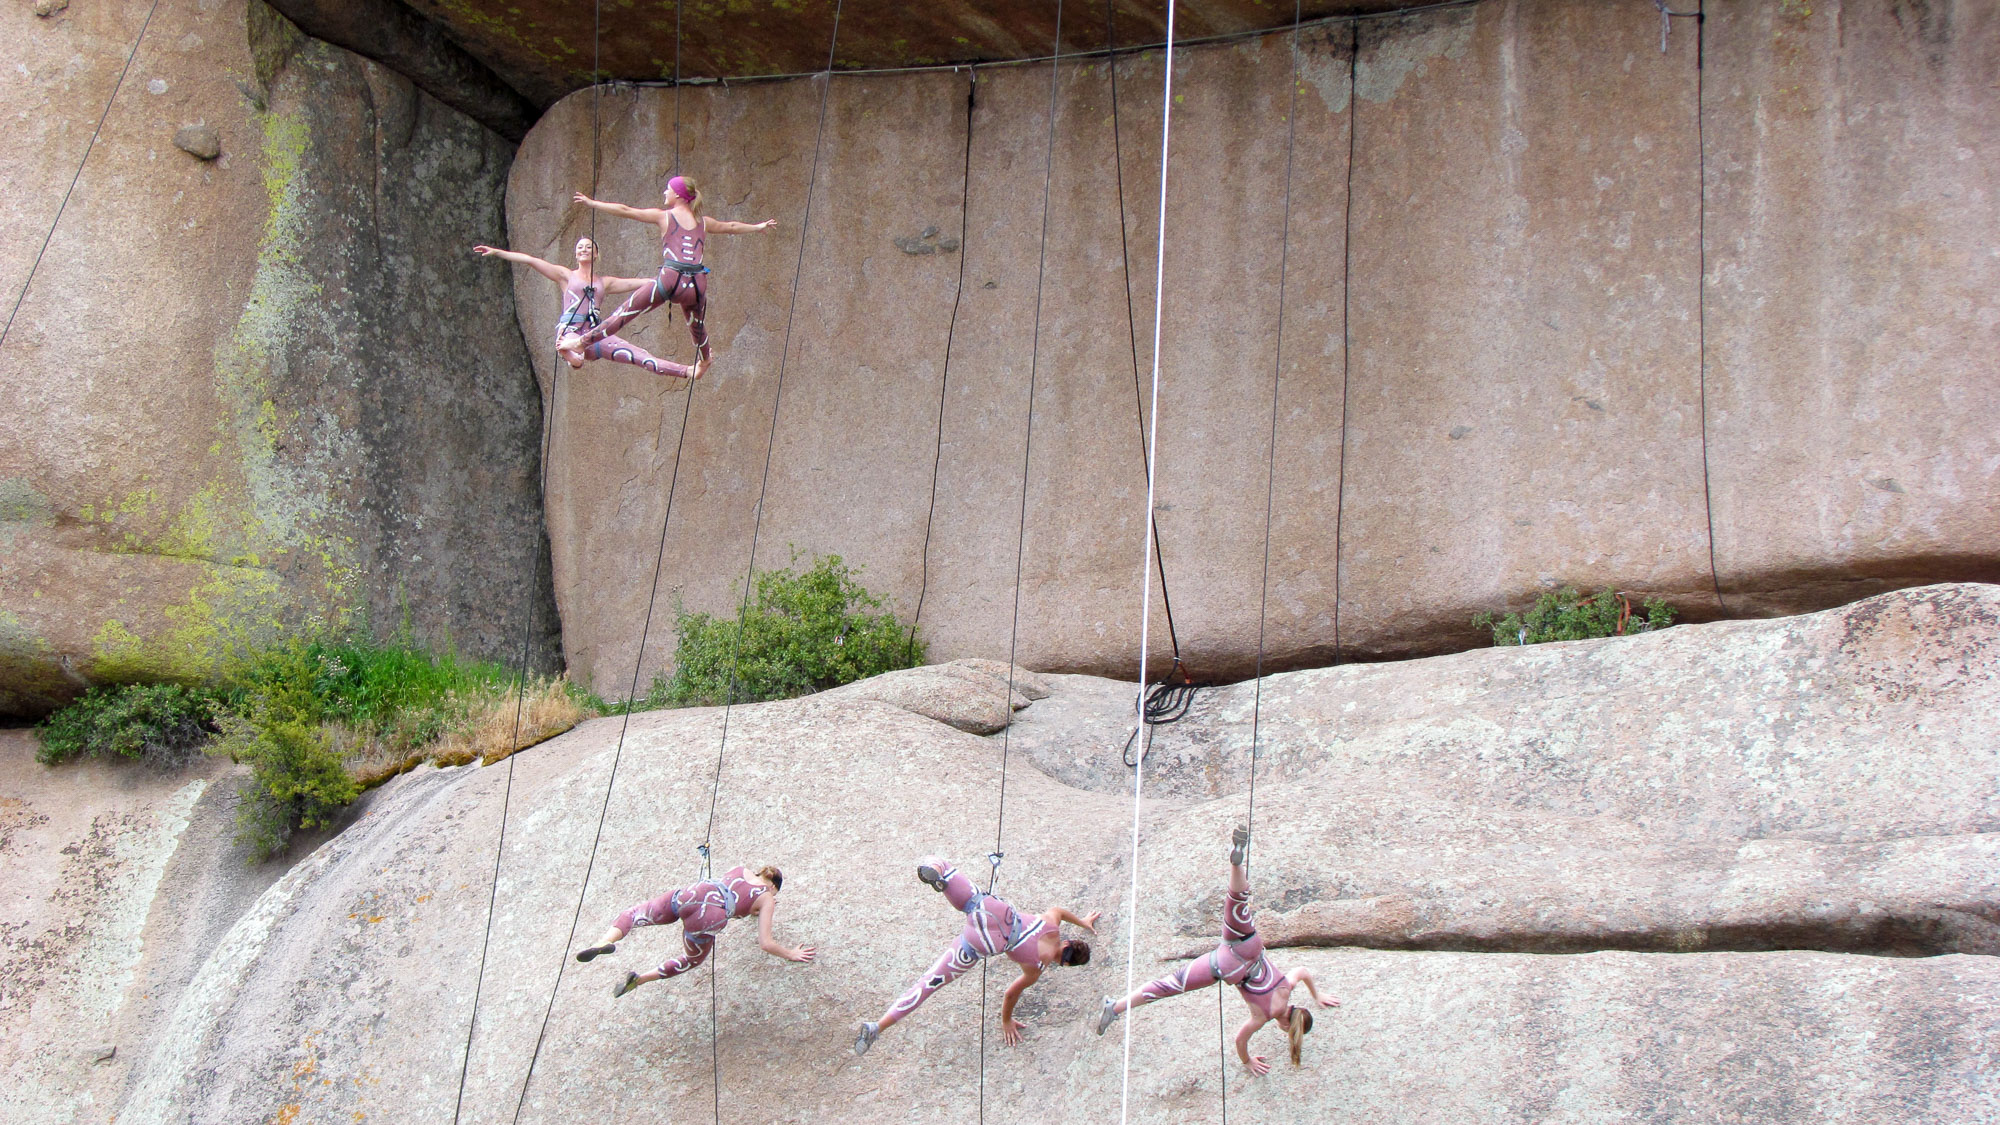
574, 864, 815, 998
472, 237, 694, 377
1097, 827, 1338, 1074
854, 856, 1099, 1056
558, 175, 777, 380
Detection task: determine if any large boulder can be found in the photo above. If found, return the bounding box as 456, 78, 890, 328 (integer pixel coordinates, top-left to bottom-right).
505, 1, 2000, 693
0, 1, 558, 715
6, 585, 1983, 1121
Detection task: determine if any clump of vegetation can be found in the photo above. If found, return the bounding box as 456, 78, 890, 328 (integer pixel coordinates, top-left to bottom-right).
1474, 587, 1676, 646
660, 554, 922, 707
34, 682, 220, 769
36, 625, 579, 862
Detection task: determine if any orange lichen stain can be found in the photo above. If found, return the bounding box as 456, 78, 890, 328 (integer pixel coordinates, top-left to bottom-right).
271, 1106, 300, 1125
293, 1055, 317, 1078
415, 894, 431, 903
367, 915, 385, 923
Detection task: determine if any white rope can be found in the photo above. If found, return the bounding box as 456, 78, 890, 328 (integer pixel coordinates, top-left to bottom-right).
1119, 0, 1177, 1117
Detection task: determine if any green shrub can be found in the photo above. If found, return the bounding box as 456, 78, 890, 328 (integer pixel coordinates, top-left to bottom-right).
209, 709, 359, 861
1474, 587, 1675, 646
35, 683, 219, 768
660, 554, 922, 707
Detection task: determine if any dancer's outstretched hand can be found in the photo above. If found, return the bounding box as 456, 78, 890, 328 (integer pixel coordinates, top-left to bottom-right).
787, 945, 818, 963
574, 191, 596, 205
1079, 910, 1101, 934
1319, 995, 1341, 1008
1002, 1017, 1027, 1046
1245, 1054, 1271, 1076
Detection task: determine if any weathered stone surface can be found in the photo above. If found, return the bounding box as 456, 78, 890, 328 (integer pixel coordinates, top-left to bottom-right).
170, 123, 219, 160
0, 1, 557, 715
8, 587, 1980, 1121
1703, 0, 2000, 615
509, 6, 1998, 690
819, 659, 1045, 733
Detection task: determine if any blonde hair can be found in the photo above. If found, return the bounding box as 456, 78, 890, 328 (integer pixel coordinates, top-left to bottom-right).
673, 175, 705, 218
755, 864, 783, 892
1287, 1006, 1312, 1066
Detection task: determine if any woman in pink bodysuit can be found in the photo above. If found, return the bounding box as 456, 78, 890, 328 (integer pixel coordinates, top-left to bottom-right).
574, 864, 815, 998
558, 175, 776, 380
853, 856, 1100, 1056
1096, 827, 1339, 1074
472, 237, 695, 377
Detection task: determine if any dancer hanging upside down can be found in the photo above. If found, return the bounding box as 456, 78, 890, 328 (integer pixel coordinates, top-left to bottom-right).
1097, 827, 1338, 1075
472, 237, 695, 378
574, 863, 815, 998
854, 856, 1099, 1056
558, 175, 777, 380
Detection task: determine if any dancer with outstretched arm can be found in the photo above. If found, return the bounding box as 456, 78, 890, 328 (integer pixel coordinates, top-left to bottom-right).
1097, 828, 1339, 1074
472, 236, 694, 378
558, 175, 776, 380
854, 856, 1099, 1055
574, 863, 815, 997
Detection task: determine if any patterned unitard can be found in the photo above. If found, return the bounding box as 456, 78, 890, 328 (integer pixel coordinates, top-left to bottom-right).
557, 271, 692, 377
1127, 882, 1287, 1019
611, 865, 767, 980
570, 214, 709, 365
884, 856, 1048, 1024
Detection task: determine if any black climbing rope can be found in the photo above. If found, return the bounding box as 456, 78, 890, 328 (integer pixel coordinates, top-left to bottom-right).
0, 0, 163, 351
978, 0, 1064, 1114
904, 66, 979, 666
1218, 0, 1304, 1117
1103, 0, 1187, 674
1331, 19, 1359, 662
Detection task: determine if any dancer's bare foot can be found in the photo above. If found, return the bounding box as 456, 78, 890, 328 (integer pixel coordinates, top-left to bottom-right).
557, 334, 587, 368
690, 355, 711, 381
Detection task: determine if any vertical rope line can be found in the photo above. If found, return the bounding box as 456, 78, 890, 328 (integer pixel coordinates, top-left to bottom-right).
1331, 20, 1359, 662
1119, 0, 1176, 1119
0, 0, 162, 350
696, 6, 841, 1112
983, 5, 1063, 1118
1103, 0, 1183, 665
450, 341, 562, 1125
1692, 0, 1723, 613
906, 67, 979, 663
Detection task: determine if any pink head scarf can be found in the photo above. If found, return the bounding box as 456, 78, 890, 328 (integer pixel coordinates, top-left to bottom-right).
667, 176, 695, 203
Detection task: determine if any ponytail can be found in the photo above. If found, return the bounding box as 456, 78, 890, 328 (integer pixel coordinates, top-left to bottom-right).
1287, 1006, 1312, 1066
756, 864, 783, 893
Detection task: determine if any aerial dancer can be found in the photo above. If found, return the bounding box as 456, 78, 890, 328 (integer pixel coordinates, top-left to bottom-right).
853, 856, 1099, 1056
1097, 827, 1339, 1075
471, 237, 695, 378
558, 175, 777, 380
573, 863, 815, 997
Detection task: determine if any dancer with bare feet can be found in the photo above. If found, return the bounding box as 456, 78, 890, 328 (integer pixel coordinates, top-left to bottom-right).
473, 237, 696, 378
558, 176, 776, 380
1097, 827, 1339, 1074
574, 864, 815, 998
854, 856, 1099, 1056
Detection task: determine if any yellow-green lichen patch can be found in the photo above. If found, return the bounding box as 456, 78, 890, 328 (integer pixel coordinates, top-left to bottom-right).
90, 559, 287, 685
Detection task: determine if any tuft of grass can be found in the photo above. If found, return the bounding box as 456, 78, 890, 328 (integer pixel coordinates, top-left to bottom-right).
659, 554, 922, 708
1474, 587, 1676, 646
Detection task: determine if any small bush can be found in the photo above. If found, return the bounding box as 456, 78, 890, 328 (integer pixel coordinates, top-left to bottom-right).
35, 682, 219, 768
210, 709, 360, 861
660, 554, 922, 707
1474, 587, 1675, 646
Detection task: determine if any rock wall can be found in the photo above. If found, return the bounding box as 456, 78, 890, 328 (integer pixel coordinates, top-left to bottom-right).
506, 0, 2000, 695
0, 0, 559, 715
45, 585, 1992, 1122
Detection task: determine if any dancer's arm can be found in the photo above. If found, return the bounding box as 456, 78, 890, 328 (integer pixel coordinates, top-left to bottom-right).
574, 192, 666, 225
1235, 1015, 1273, 1075
1051, 907, 1100, 934
755, 895, 816, 963
1288, 967, 1339, 1008
600, 274, 655, 296
703, 216, 778, 235
999, 965, 1041, 1045
472, 245, 568, 284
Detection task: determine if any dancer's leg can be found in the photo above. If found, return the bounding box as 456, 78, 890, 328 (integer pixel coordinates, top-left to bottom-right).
588, 333, 693, 378
678, 272, 711, 364
876, 937, 979, 1032
1114, 955, 1219, 1017
574, 273, 675, 348
915, 855, 980, 912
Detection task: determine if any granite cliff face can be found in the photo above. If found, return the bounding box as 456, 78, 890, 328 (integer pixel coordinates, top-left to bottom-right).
5, 586, 1993, 1122
0, 0, 557, 715
504, 0, 1999, 693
